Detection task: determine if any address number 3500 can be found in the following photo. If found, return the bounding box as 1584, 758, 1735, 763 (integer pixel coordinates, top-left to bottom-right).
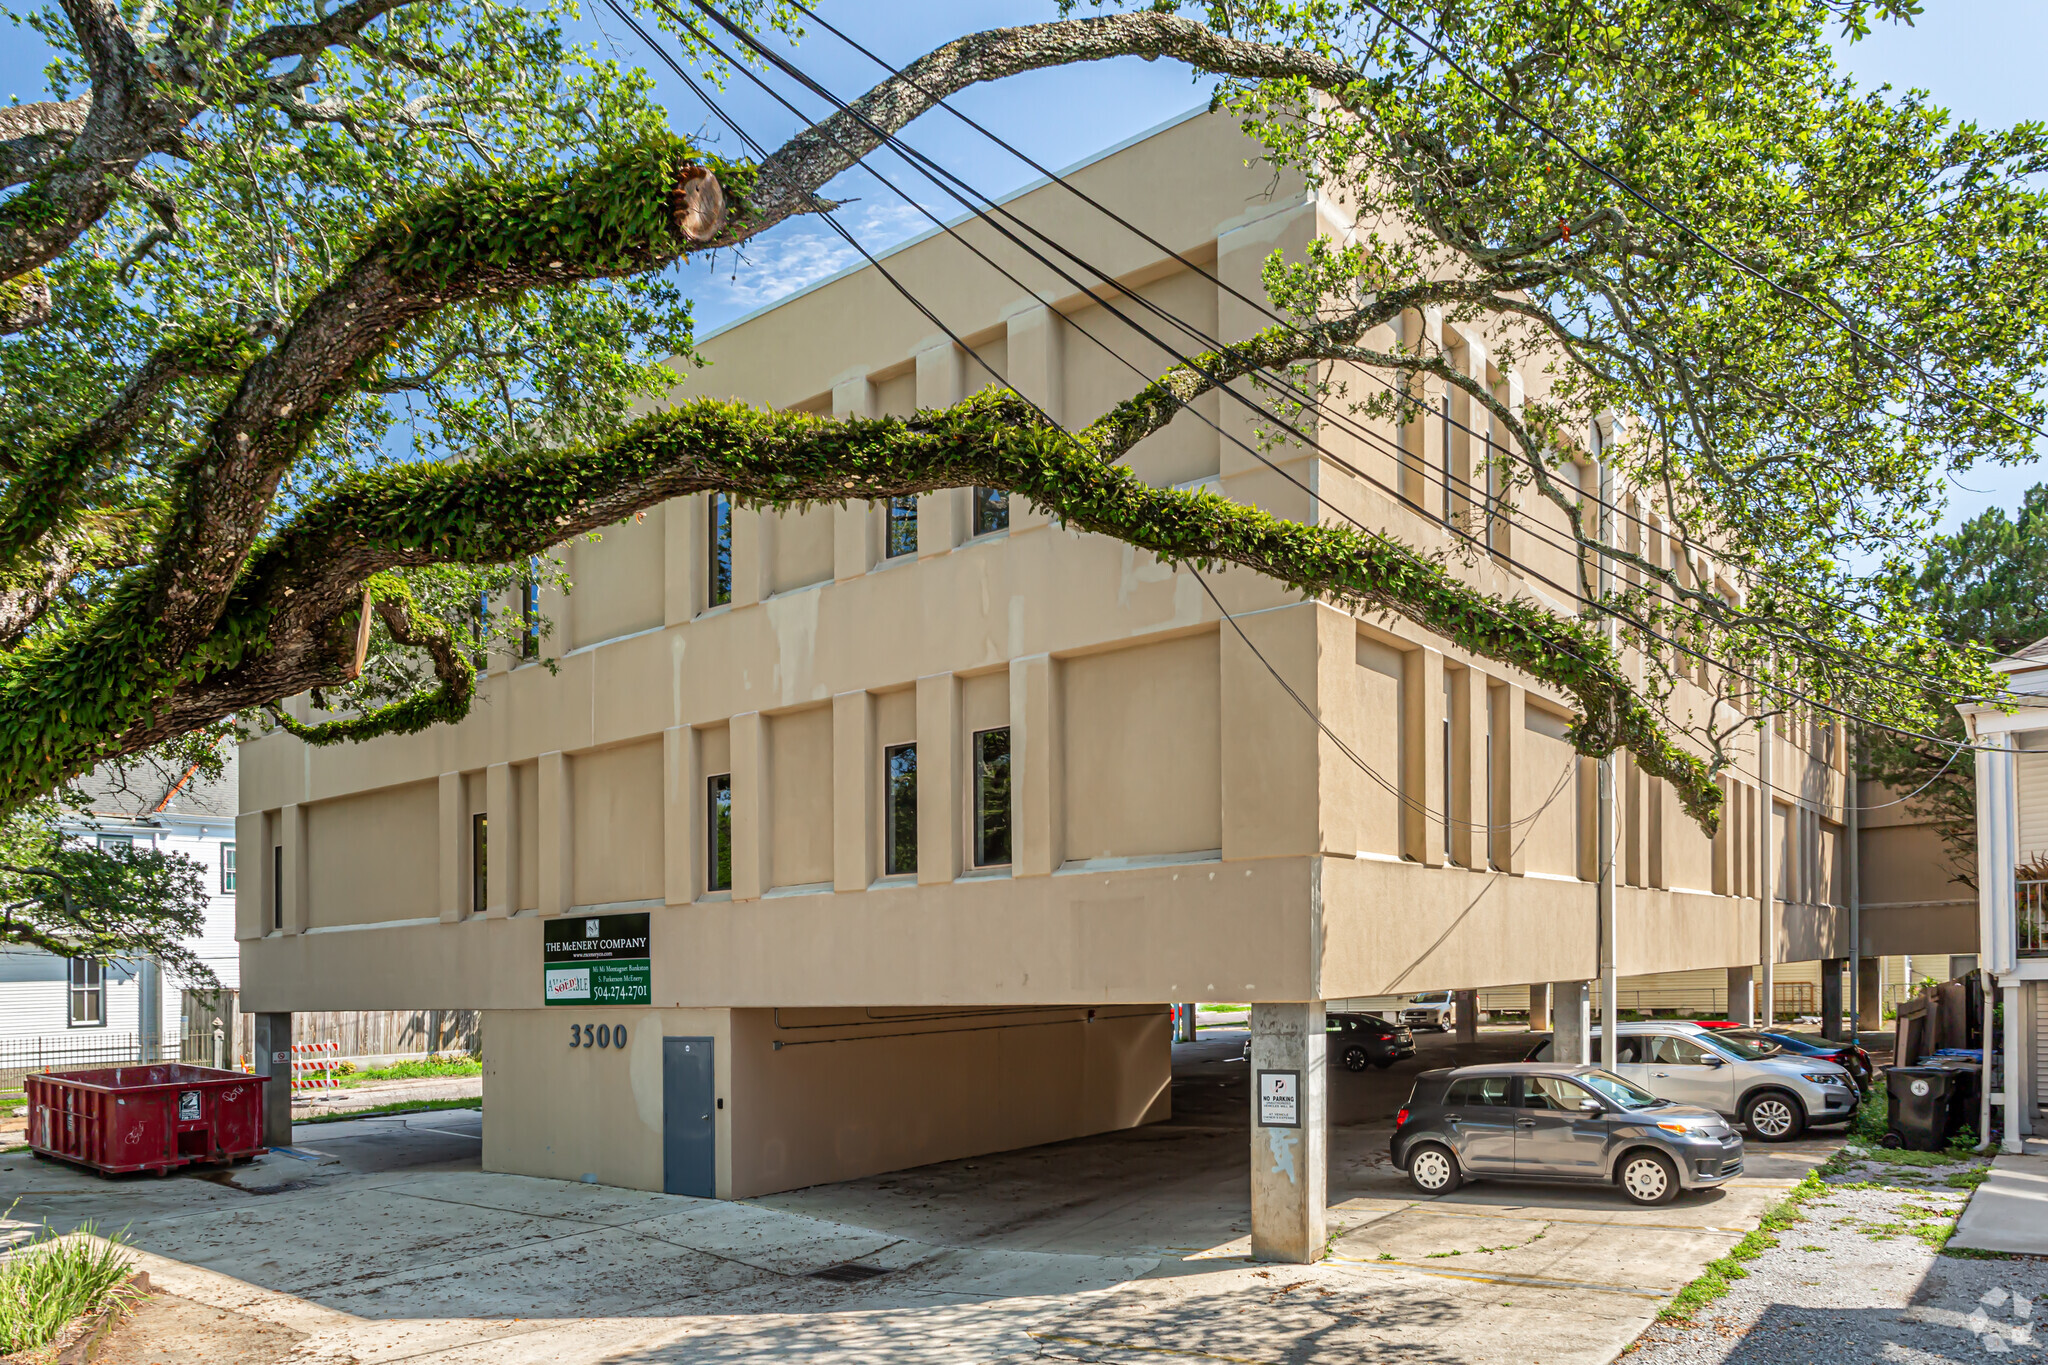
569, 1023, 626, 1049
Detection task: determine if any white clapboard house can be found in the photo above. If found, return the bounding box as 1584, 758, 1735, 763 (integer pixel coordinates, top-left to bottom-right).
0, 748, 237, 1076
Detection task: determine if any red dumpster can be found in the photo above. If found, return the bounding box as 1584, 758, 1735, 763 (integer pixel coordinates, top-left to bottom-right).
26, 1064, 269, 1175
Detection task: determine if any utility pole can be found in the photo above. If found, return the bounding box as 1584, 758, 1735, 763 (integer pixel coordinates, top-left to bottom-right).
1596, 424, 1619, 1073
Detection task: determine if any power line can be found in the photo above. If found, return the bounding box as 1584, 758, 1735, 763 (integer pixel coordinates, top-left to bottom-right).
645, 0, 2006, 766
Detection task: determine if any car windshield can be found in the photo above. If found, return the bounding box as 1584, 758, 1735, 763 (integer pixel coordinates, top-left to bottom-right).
1409, 994, 1448, 1004
1703, 1034, 1776, 1061
1579, 1071, 1664, 1109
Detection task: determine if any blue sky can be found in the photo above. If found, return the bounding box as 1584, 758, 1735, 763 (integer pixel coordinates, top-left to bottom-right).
2, 0, 2040, 528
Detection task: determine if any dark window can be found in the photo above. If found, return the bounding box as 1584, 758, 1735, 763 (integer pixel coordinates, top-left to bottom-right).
1444, 1074, 1514, 1106
520, 563, 540, 660
971, 488, 1009, 536
272, 845, 283, 930
471, 813, 488, 916
885, 743, 917, 876
96, 833, 133, 851
886, 496, 918, 558
472, 590, 489, 657
706, 774, 733, 892
221, 843, 236, 893
67, 958, 103, 1027
708, 493, 733, 606
972, 726, 1011, 867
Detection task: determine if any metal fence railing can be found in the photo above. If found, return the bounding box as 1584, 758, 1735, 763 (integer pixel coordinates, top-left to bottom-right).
2022, 880, 2047, 957
0, 1033, 158, 1089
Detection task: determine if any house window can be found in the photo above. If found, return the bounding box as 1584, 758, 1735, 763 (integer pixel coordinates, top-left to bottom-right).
971, 488, 1008, 537
96, 833, 133, 852
886, 497, 918, 558
972, 726, 1011, 868
885, 743, 917, 876
709, 493, 733, 606
706, 774, 733, 892
67, 958, 103, 1027
272, 845, 283, 931
221, 843, 236, 893
471, 813, 488, 916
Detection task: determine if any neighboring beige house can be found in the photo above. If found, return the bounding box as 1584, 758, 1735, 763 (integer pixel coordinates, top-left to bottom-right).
1960, 638, 2048, 1150
238, 108, 1928, 1260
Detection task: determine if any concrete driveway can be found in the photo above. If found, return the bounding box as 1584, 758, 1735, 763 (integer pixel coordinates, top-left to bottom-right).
5, 1025, 1842, 1364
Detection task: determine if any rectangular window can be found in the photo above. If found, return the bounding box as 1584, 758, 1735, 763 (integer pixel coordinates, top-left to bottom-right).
708, 493, 733, 606
67, 958, 103, 1027
885, 743, 917, 876
221, 843, 236, 893
272, 845, 283, 931
471, 813, 488, 916
971, 488, 1009, 537
520, 563, 540, 660
886, 496, 918, 558
96, 833, 133, 851
706, 774, 733, 892
972, 726, 1011, 868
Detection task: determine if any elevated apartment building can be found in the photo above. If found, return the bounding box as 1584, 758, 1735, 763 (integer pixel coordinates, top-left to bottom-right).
241, 109, 1881, 1259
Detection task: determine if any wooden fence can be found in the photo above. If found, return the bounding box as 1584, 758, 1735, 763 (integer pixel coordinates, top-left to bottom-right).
181, 990, 481, 1067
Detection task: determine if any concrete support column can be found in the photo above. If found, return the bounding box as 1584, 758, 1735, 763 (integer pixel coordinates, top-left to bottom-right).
1727, 966, 1756, 1027
2002, 980, 2026, 1152
279, 803, 307, 934
1011, 654, 1062, 877
1821, 958, 1846, 1042
1447, 667, 1486, 868
731, 505, 770, 608
1249, 1002, 1327, 1264
832, 692, 874, 893
537, 751, 572, 915
1453, 989, 1479, 1051
730, 713, 769, 901
1400, 647, 1446, 866
916, 675, 963, 884
1528, 983, 1551, 1033
437, 771, 466, 922
484, 762, 518, 917
1552, 982, 1590, 1064
663, 726, 699, 906
254, 1012, 292, 1148
1489, 683, 1524, 874
1175, 1004, 1197, 1044
137, 959, 162, 1063
1856, 956, 1882, 1034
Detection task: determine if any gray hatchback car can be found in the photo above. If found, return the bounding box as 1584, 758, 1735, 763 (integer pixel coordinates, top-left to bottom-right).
1391, 1063, 1744, 1206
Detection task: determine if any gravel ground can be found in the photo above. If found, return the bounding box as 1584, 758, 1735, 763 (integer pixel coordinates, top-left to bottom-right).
1628, 1148, 2048, 1363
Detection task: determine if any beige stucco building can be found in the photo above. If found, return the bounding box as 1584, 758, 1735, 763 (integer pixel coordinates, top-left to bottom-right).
238, 108, 1955, 1259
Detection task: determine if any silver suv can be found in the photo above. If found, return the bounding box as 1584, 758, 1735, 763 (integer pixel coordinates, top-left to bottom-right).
1400, 992, 1455, 1032
1526, 1021, 1855, 1141
1391, 1063, 1743, 1205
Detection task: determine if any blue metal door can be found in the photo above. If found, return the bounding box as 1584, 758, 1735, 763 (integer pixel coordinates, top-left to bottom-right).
662, 1036, 715, 1197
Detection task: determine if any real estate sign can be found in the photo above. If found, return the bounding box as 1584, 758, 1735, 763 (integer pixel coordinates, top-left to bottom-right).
543, 912, 651, 1006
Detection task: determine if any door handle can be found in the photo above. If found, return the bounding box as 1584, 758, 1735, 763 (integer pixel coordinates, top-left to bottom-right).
700, 1114, 711, 1120
1516, 1119, 1535, 1128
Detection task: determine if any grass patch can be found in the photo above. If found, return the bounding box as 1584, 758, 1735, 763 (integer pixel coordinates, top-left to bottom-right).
334, 1056, 480, 1082
1658, 1172, 1824, 1324
298, 1098, 480, 1124
0, 1220, 135, 1355
1945, 1168, 1993, 1190
1943, 1245, 2021, 1261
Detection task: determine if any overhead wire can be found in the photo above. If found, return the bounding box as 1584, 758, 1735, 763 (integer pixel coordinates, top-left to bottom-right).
627, 0, 2014, 780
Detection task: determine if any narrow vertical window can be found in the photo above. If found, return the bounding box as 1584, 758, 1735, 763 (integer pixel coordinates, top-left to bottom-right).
471, 590, 489, 657
971, 488, 1008, 537
885, 743, 918, 875
221, 843, 236, 893
272, 845, 283, 930
67, 958, 103, 1027
471, 813, 488, 916
708, 493, 733, 606
973, 726, 1011, 868
520, 561, 540, 660
886, 496, 918, 558
706, 774, 733, 892
1440, 395, 1454, 523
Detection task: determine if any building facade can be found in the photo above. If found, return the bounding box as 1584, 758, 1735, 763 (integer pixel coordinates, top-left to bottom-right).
241, 109, 1884, 1258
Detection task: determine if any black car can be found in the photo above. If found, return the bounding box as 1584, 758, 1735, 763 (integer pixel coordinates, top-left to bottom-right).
1240, 1012, 1417, 1070
1724, 1030, 1874, 1095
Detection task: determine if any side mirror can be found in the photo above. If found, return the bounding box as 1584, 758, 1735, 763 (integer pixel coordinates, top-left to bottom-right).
1577, 1097, 1606, 1114
1700, 1054, 1725, 1067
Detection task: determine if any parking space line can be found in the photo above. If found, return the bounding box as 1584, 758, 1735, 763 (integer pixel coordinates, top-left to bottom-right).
1328, 1255, 1673, 1298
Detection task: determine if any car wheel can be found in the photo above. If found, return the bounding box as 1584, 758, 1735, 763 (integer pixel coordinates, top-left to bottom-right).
1742, 1089, 1805, 1143
1618, 1150, 1679, 1206
1407, 1142, 1462, 1195
1342, 1046, 1370, 1073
